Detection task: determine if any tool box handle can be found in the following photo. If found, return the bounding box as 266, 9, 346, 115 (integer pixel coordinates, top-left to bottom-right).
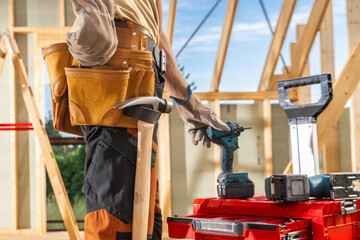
277, 74, 333, 123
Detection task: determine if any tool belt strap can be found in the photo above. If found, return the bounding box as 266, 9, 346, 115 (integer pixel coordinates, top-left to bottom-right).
115, 20, 166, 75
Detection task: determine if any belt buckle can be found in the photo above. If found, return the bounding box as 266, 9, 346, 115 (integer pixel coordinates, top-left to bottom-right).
153, 46, 166, 75
159, 49, 166, 75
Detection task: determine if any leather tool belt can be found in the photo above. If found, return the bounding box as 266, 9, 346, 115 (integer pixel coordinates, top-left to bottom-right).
42, 23, 166, 135
115, 20, 166, 75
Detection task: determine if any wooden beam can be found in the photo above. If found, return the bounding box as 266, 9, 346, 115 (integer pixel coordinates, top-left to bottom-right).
159, 0, 178, 232
2, 33, 19, 232
258, 0, 297, 91
317, 39, 360, 151
8, 0, 15, 27
347, 0, 360, 172
59, 0, 66, 27
11, 26, 72, 34
283, 161, 292, 174
166, 0, 177, 45
164, 91, 297, 101
198, 91, 297, 101
290, 0, 330, 77
0, 229, 40, 235
263, 99, 273, 178
320, 1, 339, 173
296, 25, 311, 104
213, 100, 221, 194
210, 0, 238, 91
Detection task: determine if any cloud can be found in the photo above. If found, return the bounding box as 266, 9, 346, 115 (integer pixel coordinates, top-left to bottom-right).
172, 8, 313, 55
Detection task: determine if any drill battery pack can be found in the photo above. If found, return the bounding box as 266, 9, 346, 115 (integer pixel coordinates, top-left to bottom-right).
217, 173, 254, 199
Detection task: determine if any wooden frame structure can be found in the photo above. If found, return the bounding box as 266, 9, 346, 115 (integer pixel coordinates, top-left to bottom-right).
2, 0, 360, 239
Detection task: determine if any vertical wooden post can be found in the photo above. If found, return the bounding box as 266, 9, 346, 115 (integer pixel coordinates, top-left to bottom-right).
8, 0, 15, 29
320, 1, 339, 173
33, 33, 47, 234
166, 0, 177, 45
263, 99, 273, 178
347, 0, 360, 172
213, 100, 221, 194
158, 0, 177, 232
296, 25, 311, 104
59, 0, 66, 27
8, 0, 18, 230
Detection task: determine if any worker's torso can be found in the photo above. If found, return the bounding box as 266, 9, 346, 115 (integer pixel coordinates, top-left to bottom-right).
114, 0, 159, 43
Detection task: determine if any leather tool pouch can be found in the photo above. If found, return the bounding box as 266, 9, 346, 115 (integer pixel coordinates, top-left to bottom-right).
44, 43, 156, 131
65, 48, 156, 128
42, 43, 82, 136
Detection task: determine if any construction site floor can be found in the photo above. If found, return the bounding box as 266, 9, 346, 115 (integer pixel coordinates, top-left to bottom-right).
0, 231, 188, 240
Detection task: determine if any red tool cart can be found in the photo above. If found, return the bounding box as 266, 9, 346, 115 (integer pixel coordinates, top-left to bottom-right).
168, 196, 360, 240
168, 75, 360, 239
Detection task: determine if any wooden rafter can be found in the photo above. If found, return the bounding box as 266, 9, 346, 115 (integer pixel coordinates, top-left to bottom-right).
266, 0, 330, 90
290, 0, 330, 77
210, 0, 238, 91
317, 39, 360, 150
258, 0, 297, 91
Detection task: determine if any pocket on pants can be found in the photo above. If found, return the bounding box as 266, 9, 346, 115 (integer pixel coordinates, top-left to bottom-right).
81, 128, 137, 224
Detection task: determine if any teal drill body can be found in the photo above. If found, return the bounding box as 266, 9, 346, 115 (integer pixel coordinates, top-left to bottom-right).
206, 122, 254, 199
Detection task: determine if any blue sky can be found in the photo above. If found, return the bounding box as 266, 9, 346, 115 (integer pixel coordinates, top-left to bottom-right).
161, 0, 349, 97
45, 0, 349, 114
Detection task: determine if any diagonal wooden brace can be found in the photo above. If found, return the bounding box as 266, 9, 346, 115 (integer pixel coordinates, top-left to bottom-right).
3, 31, 81, 240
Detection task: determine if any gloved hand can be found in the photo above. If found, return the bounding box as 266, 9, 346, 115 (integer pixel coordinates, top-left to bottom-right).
66, 0, 117, 67
174, 92, 230, 148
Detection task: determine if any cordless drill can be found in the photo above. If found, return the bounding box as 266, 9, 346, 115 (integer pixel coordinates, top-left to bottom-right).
206, 121, 254, 199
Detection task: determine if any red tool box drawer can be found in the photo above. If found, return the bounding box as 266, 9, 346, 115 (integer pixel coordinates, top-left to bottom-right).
168, 214, 312, 240
168, 196, 360, 240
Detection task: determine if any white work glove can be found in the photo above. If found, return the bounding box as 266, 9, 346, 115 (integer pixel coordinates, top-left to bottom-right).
66, 0, 117, 66
173, 92, 230, 148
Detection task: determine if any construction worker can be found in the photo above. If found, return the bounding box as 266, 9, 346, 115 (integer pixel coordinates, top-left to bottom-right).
66, 0, 229, 239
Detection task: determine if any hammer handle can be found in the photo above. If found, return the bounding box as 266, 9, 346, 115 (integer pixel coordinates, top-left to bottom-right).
132, 120, 154, 240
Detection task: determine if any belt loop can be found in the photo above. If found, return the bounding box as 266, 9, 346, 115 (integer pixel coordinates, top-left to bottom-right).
126, 22, 134, 29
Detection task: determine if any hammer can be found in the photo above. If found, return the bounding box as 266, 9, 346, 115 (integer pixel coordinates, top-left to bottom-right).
114, 96, 173, 240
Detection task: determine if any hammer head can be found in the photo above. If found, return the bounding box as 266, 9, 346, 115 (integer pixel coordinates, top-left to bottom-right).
114, 96, 173, 124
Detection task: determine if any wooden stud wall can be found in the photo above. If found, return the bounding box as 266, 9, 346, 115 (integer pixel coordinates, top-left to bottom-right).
347, 0, 360, 172
2, 0, 360, 238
